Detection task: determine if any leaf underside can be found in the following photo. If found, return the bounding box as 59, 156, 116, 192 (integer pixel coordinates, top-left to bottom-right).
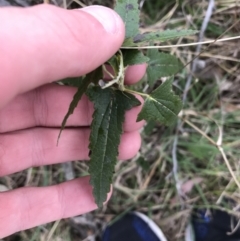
137, 78, 182, 125
123, 29, 198, 47
86, 87, 141, 208
57, 67, 103, 144
147, 49, 183, 86
114, 0, 140, 40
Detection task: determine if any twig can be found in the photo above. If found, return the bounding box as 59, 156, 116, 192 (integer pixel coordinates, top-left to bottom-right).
134, 155, 163, 202
218, 146, 240, 190
171, 0, 215, 201
46, 219, 61, 241
159, 0, 179, 25
183, 118, 240, 191
171, 134, 183, 196
183, 0, 215, 103
183, 119, 216, 146
227, 218, 240, 235
141, 155, 162, 190
121, 36, 240, 49
216, 178, 234, 204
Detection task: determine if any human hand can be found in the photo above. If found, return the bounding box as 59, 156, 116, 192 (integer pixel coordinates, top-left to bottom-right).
0, 5, 146, 238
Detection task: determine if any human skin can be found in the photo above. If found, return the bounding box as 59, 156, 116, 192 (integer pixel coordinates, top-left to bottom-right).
0, 4, 146, 238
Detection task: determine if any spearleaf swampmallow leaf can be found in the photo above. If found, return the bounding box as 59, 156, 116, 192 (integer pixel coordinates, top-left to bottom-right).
122, 49, 149, 66
114, 0, 140, 42
57, 67, 103, 144
122, 29, 198, 47
147, 49, 183, 86
86, 87, 141, 208
137, 79, 182, 125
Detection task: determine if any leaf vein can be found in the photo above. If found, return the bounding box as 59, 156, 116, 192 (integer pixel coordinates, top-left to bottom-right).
98, 99, 113, 196
148, 96, 177, 116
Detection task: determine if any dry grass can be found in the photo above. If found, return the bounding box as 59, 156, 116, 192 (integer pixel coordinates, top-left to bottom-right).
1, 0, 240, 240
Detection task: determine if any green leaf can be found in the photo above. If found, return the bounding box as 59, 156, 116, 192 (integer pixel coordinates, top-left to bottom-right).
57, 67, 103, 144
114, 0, 140, 40
147, 49, 183, 86
122, 49, 149, 66
137, 79, 182, 125
122, 29, 198, 47
144, 120, 156, 135
86, 87, 141, 207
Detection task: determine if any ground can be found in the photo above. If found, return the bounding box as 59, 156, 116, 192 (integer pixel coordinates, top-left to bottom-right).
1, 0, 240, 240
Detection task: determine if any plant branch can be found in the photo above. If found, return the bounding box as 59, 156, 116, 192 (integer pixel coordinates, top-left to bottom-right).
121, 35, 240, 49
183, 118, 240, 191
124, 88, 149, 98
171, 0, 215, 202
183, 0, 215, 103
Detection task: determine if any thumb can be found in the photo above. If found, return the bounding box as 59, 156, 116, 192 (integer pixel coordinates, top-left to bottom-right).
0, 5, 125, 107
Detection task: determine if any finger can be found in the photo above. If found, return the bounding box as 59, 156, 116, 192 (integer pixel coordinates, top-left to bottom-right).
0, 128, 141, 176
0, 85, 145, 133
0, 5, 125, 108
125, 64, 147, 85
103, 63, 147, 85
0, 176, 104, 238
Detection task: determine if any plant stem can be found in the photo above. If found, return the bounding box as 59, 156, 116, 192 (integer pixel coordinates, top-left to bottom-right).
121, 35, 240, 49
124, 88, 149, 98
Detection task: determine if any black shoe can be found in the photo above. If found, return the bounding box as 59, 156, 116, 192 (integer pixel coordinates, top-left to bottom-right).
189, 209, 240, 241
102, 212, 168, 241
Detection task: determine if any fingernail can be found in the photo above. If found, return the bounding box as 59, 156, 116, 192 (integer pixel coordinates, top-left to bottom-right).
80, 6, 123, 34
